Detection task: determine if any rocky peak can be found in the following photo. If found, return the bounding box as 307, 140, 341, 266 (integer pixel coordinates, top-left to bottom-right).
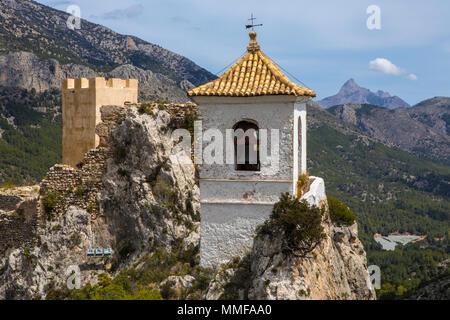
320, 79, 410, 109
340, 79, 361, 93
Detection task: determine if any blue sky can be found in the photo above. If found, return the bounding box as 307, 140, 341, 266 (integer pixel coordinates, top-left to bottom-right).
38, 0, 450, 105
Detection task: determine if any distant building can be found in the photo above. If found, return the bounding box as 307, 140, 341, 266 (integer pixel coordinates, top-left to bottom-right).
188, 31, 316, 267
61, 77, 138, 168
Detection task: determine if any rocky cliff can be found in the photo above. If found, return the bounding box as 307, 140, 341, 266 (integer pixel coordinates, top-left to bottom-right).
0, 103, 200, 299
206, 178, 376, 300
0, 103, 374, 300
0, 51, 193, 103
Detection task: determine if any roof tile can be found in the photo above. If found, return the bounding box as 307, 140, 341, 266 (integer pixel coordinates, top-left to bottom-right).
188, 32, 316, 98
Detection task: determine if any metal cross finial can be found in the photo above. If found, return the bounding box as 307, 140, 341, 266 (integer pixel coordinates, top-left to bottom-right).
245, 13, 263, 30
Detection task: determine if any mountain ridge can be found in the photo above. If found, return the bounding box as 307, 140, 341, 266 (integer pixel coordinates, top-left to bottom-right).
0, 0, 216, 100
319, 79, 410, 109
327, 97, 450, 164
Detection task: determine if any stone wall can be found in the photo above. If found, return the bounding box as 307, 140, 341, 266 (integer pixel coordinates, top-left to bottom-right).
40, 105, 127, 219
0, 198, 38, 255
0, 195, 21, 212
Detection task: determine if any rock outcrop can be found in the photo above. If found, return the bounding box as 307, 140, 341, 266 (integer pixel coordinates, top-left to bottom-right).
245, 222, 375, 300
0, 104, 199, 299
0, 52, 193, 102
206, 179, 376, 300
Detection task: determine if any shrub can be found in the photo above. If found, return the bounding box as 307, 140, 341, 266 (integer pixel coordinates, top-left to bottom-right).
114, 146, 128, 163
137, 103, 152, 115
327, 197, 356, 226
21, 248, 32, 260
86, 203, 95, 214
156, 100, 169, 110
70, 232, 82, 247
42, 191, 63, 220
152, 179, 179, 204
12, 208, 24, 221
183, 111, 197, 136
0, 181, 16, 190
258, 193, 325, 257
296, 173, 310, 198
45, 245, 212, 301
50, 225, 62, 232
74, 186, 85, 197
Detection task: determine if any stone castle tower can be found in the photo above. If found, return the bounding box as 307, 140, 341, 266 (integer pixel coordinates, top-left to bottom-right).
62, 77, 138, 168
187, 31, 316, 268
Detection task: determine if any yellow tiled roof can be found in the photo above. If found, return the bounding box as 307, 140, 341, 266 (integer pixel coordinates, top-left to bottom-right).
187, 31, 316, 98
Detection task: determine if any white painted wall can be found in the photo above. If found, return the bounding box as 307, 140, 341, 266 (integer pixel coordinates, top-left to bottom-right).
293, 98, 308, 196
195, 95, 297, 180
193, 95, 312, 268
200, 179, 291, 203
200, 202, 273, 268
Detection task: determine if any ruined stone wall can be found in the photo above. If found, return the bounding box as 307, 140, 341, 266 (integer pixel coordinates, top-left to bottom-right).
0, 198, 38, 255
0, 195, 21, 212
41, 105, 127, 219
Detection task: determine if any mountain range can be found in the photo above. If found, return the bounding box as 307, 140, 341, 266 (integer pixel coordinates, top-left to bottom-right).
327, 98, 450, 164
319, 79, 410, 109
0, 0, 216, 101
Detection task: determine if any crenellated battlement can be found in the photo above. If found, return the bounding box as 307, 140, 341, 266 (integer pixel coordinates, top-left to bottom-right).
62, 77, 138, 168
62, 77, 138, 90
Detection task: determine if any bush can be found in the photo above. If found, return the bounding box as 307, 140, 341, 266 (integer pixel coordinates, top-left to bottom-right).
70, 232, 82, 247
74, 186, 85, 197
86, 203, 95, 214
138, 103, 152, 115
327, 197, 356, 226
45, 245, 213, 300
183, 111, 197, 136
42, 191, 63, 220
114, 146, 128, 163
296, 173, 310, 198
258, 193, 325, 257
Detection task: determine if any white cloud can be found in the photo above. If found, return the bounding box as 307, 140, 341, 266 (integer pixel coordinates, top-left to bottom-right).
369, 58, 404, 75
369, 58, 419, 81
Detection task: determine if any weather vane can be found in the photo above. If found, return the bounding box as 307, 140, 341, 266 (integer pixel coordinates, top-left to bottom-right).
245, 13, 263, 30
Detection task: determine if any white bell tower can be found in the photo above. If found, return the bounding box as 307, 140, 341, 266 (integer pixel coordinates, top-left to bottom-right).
188, 31, 316, 268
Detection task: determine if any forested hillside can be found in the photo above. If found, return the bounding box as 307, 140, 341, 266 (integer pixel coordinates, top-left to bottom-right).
307, 101, 449, 299
0, 87, 61, 185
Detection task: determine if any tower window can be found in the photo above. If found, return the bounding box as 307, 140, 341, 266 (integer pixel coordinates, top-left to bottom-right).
233, 120, 260, 171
